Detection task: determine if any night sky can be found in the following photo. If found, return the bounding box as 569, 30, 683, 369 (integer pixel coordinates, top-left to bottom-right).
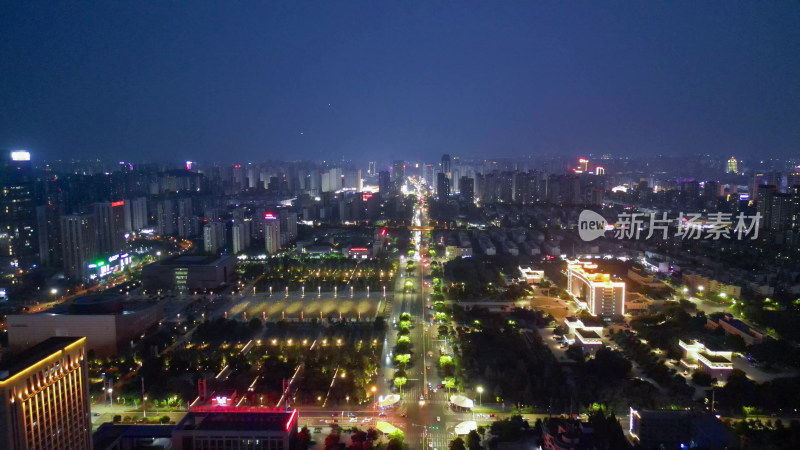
1, 2, 798, 162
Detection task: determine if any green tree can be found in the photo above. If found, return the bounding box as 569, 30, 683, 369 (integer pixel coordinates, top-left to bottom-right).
466, 430, 482, 450
449, 437, 466, 450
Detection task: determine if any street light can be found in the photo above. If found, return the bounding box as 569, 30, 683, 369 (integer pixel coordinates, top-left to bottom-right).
143, 395, 148, 418
477, 386, 484, 405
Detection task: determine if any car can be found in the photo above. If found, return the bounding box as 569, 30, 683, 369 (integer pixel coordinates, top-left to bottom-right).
331, 412, 340, 417
348, 412, 355, 417
400, 413, 407, 417
378, 412, 387, 417
437, 384, 443, 389
489, 414, 497, 417
437, 416, 441, 422
350, 418, 358, 423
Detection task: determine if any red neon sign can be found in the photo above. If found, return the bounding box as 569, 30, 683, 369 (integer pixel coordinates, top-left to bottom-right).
264, 213, 277, 220
380, 228, 387, 236
350, 247, 368, 252
111, 200, 125, 207
285, 408, 298, 431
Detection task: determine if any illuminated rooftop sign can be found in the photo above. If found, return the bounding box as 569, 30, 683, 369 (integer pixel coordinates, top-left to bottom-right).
10, 150, 30, 161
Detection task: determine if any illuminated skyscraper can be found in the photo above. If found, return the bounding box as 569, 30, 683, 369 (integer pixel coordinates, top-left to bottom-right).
727, 157, 738, 174
0, 337, 92, 450
0, 150, 35, 265
577, 158, 589, 173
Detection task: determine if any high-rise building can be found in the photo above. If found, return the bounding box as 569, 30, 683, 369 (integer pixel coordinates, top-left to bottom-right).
436, 172, 450, 199
0, 337, 92, 450
35, 204, 61, 267
578, 157, 589, 173
263, 214, 281, 254
770, 193, 793, 232
61, 214, 97, 280
460, 176, 474, 204
423, 164, 435, 186
757, 184, 778, 230
378, 171, 391, 197
130, 197, 148, 231
441, 154, 451, 179
321, 168, 342, 192
726, 157, 739, 174
790, 185, 800, 233
94, 201, 127, 254
231, 221, 251, 254
156, 200, 176, 236
367, 161, 377, 176
203, 221, 225, 254
279, 210, 298, 242
566, 260, 626, 317
787, 172, 800, 190
0, 150, 35, 265
392, 160, 405, 193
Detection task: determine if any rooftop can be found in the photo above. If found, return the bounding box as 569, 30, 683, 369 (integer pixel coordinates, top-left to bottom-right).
576, 328, 602, 340
699, 352, 731, 364
177, 408, 297, 433
0, 337, 83, 382
158, 254, 227, 266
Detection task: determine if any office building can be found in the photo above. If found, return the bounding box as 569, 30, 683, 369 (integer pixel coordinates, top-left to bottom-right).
0, 337, 92, 450
94, 201, 127, 254
367, 161, 376, 176
679, 340, 734, 381
61, 214, 97, 280
566, 260, 626, 317
7, 295, 162, 357
203, 221, 225, 253
142, 254, 236, 293
756, 184, 777, 229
